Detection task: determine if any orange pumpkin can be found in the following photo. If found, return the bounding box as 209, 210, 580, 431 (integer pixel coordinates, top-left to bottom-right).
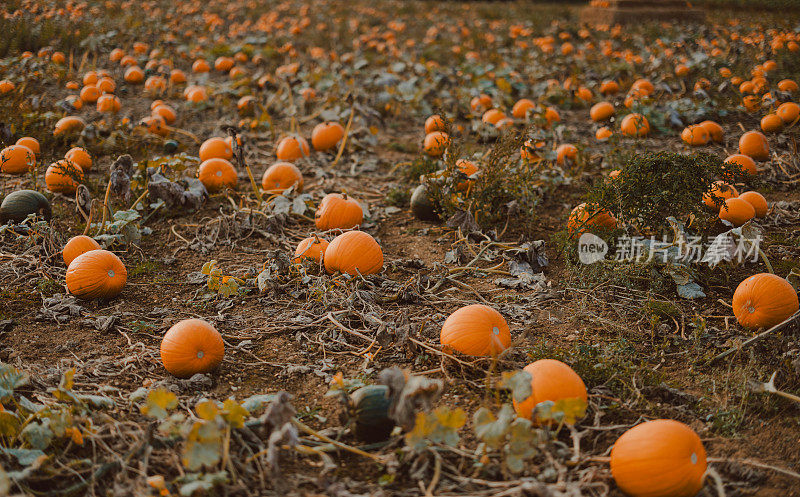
0, 145, 36, 174
738, 131, 769, 161
719, 197, 755, 227
732, 273, 799, 330
324, 230, 384, 276
63, 235, 101, 266
589, 102, 614, 122
440, 304, 511, 357
160, 319, 225, 378
699, 120, 724, 142
620, 113, 650, 137
54, 116, 86, 137
760, 114, 783, 133
65, 147, 92, 172
470, 94, 493, 112
311, 122, 345, 152
66, 250, 127, 300
512, 359, 587, 422
199, 137, 233, 162
276, 135, 311, 161
482, 109, 506, 125
511, 99, 535, 119
15, 137, 40, 155
294, 235, 330, 264
315, 193, 363, 231
738, 191, 768, 218
423, 131, 450, 157
198, 158, 237, 193
777, 102, 800, 124
610, 420, 706, 497
124, 66, 145, 84
46, 160, 84, 194
556, 144, 578, 165
424, 114, 447, 133
596, 127, 613, 141
702, 181, 738, 210
455, 159, 479, 191
723, 154, 757, 176
567, 203, 616, 236
261, 162, 304, 193
680, 125, 710, 146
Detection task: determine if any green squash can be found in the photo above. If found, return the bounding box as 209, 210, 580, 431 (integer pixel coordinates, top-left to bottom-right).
0, 190, 52, 224
350, 385, 393, 442
410, 184, 438, 221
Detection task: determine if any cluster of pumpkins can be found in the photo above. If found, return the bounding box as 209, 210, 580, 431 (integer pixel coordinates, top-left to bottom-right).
0, 137, 93, 196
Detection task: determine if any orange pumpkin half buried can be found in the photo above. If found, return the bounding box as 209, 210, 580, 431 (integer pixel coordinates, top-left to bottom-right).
732, 273, 799, 330
440, 304, 511, 357
315, 193, 363, 231
513, 359, 587, 423
611, 420, 706, 497
66, 250, 127, 300
63, 235, 101, 266
160, 319, 225, 378
324, 230, 383, 276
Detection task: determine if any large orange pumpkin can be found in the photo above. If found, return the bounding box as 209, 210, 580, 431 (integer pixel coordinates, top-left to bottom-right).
160, 319, 225, 378
324, 230, 383, 276
65, 147, 92, 172
738, 191, 768, 218
719, 198, 755, 227
15, 137, 40, 155
610, 420, 706, 497
738, 131, 769, 161
63, 235, 101, 266
199, 137, 233, 162
732, 273, 799, 330
46, 160, 84, 194
294, 236, 330, 264
0, 145, 36, 174
423, 131, 450, 157
620, 113, 650, 137
276, 135, 310, 161
511, 99, 535, 119
198, 158, 237, 193
590, 102, 614, 122
311, 122, 345, 152
440, 304, 511, 357
54, 116, 86, 137
261, 162, 303, 193
315, 193, 363, 231
702, 181, 738, 210
66, 250, 127, 300
680, 125, 710, 146
512, 359, 588, 422
723, 154, 757, 176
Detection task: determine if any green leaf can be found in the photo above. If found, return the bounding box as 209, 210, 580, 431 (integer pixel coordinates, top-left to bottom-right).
504, 417, 539, 473
221, 399, 249, 428
0, 411, 20, 437
22, 420, 53, 450
182, 421, 223, 471
405, 407, 465, 453
76, 394, 115, 409
0, 447, 46, 466
140, 389, 178, 420
473, 404, 515, 449
533, 397, 587, 425
0, 363, 30, 401
499, 370, 532, 404
201, 260, 218, 276
240, 394, 276, 413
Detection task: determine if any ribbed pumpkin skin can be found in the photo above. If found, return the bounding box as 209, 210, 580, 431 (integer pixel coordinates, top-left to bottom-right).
160, 319, 225, 378
610, 420, 707, 497
63, 235, 101, 266
513, 359, 588, 422
276, 136, 310, 162
732, 273, 798, 330
315, 193, 363, 231
0, 145, 36, 174
294, 236, 329, 264
738, 191, 768, 218
719, 198, 755, 227
324, 231, 383, 276
198, 158, 237, 193
0, 190, 51, 223
440, 304, 511, 357
261, 162, 304, 193
66, 250, 127, 300
350, 385, 393, 442
46, 161, 84, 195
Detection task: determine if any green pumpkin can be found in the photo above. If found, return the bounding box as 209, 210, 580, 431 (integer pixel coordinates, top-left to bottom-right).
350, 385, 393, 442
410, 184, 438, 221
0, 190, 52, 223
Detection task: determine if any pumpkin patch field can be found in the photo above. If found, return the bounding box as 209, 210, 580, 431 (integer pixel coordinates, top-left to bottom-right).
2, 0, 800, 495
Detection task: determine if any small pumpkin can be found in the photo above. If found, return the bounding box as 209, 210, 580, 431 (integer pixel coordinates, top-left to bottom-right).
680, 125, 710, 146
66, 250, 127, 300
0, 190, 51, 223
349, 385, 394, 442
410, 184, 438, 221
556, 144, 578, 165
276, 135, 310, 161
160, 318, 225, 378
15, 137, 40, 155
567, 203, 616, 236
311, 122, 345, 152
620, 113, 650, 137
199, 137, 233, 162
63, 235, 101, 266
423, 131, 450, 157
589, 102, 614, 122
65, 147, 92, 172
719, 197, 755, 227
738, 191, 768, 218
198, 158, 237, 193
294, 235, 329, 264
732, 273, 799, 330
324, 230, 383, 276
610, 420, 706, 497
440, 304, 511, 357
699, 120, 724, 142
511, 99, 535, 119
702, 181, 738, 210
0, 145, 36, 174
315, 193, 363, 231
45, 160, 84, 195
738, 130, 770, 161
513, 359, 588, 423
723, 154, 757, 176
261, 162, 303, 193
